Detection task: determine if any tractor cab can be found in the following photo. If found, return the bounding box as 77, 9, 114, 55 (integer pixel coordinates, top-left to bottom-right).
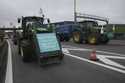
78, 20, 102, 34
18, 16, 52, 37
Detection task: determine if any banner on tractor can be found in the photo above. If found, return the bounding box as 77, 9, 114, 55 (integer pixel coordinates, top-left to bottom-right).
36, 33, 60, 53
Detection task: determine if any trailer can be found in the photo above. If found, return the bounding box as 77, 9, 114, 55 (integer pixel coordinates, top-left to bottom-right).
54, 21, 74, 41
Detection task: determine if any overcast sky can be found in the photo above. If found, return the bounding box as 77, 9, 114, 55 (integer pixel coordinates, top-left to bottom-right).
0, 0, 124, 27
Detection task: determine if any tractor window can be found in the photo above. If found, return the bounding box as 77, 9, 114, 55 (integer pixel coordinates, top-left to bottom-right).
86, 22, 98, 28
26, 21, 44, 28
22, 17, 53, 33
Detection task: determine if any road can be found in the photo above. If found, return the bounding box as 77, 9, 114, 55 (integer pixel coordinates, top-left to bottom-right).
9, 40, 125, 83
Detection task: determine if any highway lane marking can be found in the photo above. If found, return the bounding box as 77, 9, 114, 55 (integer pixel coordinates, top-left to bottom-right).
99, 55, 125, 59
97, 55, 125, 69
62, 48, 125, 74
62, 48, 70, 54
62, 45, 125, 56
65, 47, 125, 69
5, 40, 13, 83
63, 46, 125, 69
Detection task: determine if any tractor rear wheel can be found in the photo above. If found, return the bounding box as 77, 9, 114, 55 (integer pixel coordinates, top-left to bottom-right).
20, 40, 32, 62
73, 31, 82, 43
87, 35, 98, 45
100, 35, 109, 44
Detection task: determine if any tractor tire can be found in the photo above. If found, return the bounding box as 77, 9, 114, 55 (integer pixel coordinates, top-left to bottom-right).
64, 37, 70, 42
59, 35, 65, 42
72, 31, 83, 43
17, 40, 21, 55
20, 40, 32, 62
87, 35, 99, 45
100, 35, 109, 44
18, 44, 21, 55
20, 47, 30, 62
59, 53, 64, 60
13, 41, 17, 45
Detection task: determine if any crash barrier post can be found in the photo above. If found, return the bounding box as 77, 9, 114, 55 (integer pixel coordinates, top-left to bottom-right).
0, 40, 8, 83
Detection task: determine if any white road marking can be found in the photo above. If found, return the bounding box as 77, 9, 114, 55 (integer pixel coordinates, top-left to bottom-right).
62, 48, 125, 74
5, 40, 13, 83
66, 48, 91, 51
97, 55, 125, 69
62, 48, 70, 54
64, 52, 125, 74
62, 45, 125, 56
97, 50, 125, 56
101, 55, 125, 59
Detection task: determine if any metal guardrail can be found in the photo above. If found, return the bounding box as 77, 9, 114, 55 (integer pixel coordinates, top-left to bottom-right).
113, 33, 125, 40
0, 28, 22, 30
76, 13, 109, 24
0, 41, 8, 83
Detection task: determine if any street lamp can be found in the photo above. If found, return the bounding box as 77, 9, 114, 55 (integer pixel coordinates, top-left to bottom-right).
39, 8, 44, 18
74, 0, 76, 22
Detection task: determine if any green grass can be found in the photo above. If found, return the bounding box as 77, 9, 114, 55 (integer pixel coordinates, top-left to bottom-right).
115, 27, 125, 33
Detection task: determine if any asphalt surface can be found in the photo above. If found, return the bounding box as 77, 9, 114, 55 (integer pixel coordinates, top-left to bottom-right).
0, 40, 8, 83
10, 40, 125, 83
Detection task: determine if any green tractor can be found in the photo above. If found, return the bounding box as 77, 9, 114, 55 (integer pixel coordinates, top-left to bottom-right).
72, 20, 110, 45
16, 16, 64, 65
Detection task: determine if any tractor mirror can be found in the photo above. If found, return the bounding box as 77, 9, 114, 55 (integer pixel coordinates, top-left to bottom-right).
18, 18, 21, 23
47, 19, 50, 24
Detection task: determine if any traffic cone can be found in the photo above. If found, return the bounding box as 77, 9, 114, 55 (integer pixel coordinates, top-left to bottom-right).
90, 49, 98, 61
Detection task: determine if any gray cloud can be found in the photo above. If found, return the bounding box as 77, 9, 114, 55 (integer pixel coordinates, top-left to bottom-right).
0, 0, 125, 27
